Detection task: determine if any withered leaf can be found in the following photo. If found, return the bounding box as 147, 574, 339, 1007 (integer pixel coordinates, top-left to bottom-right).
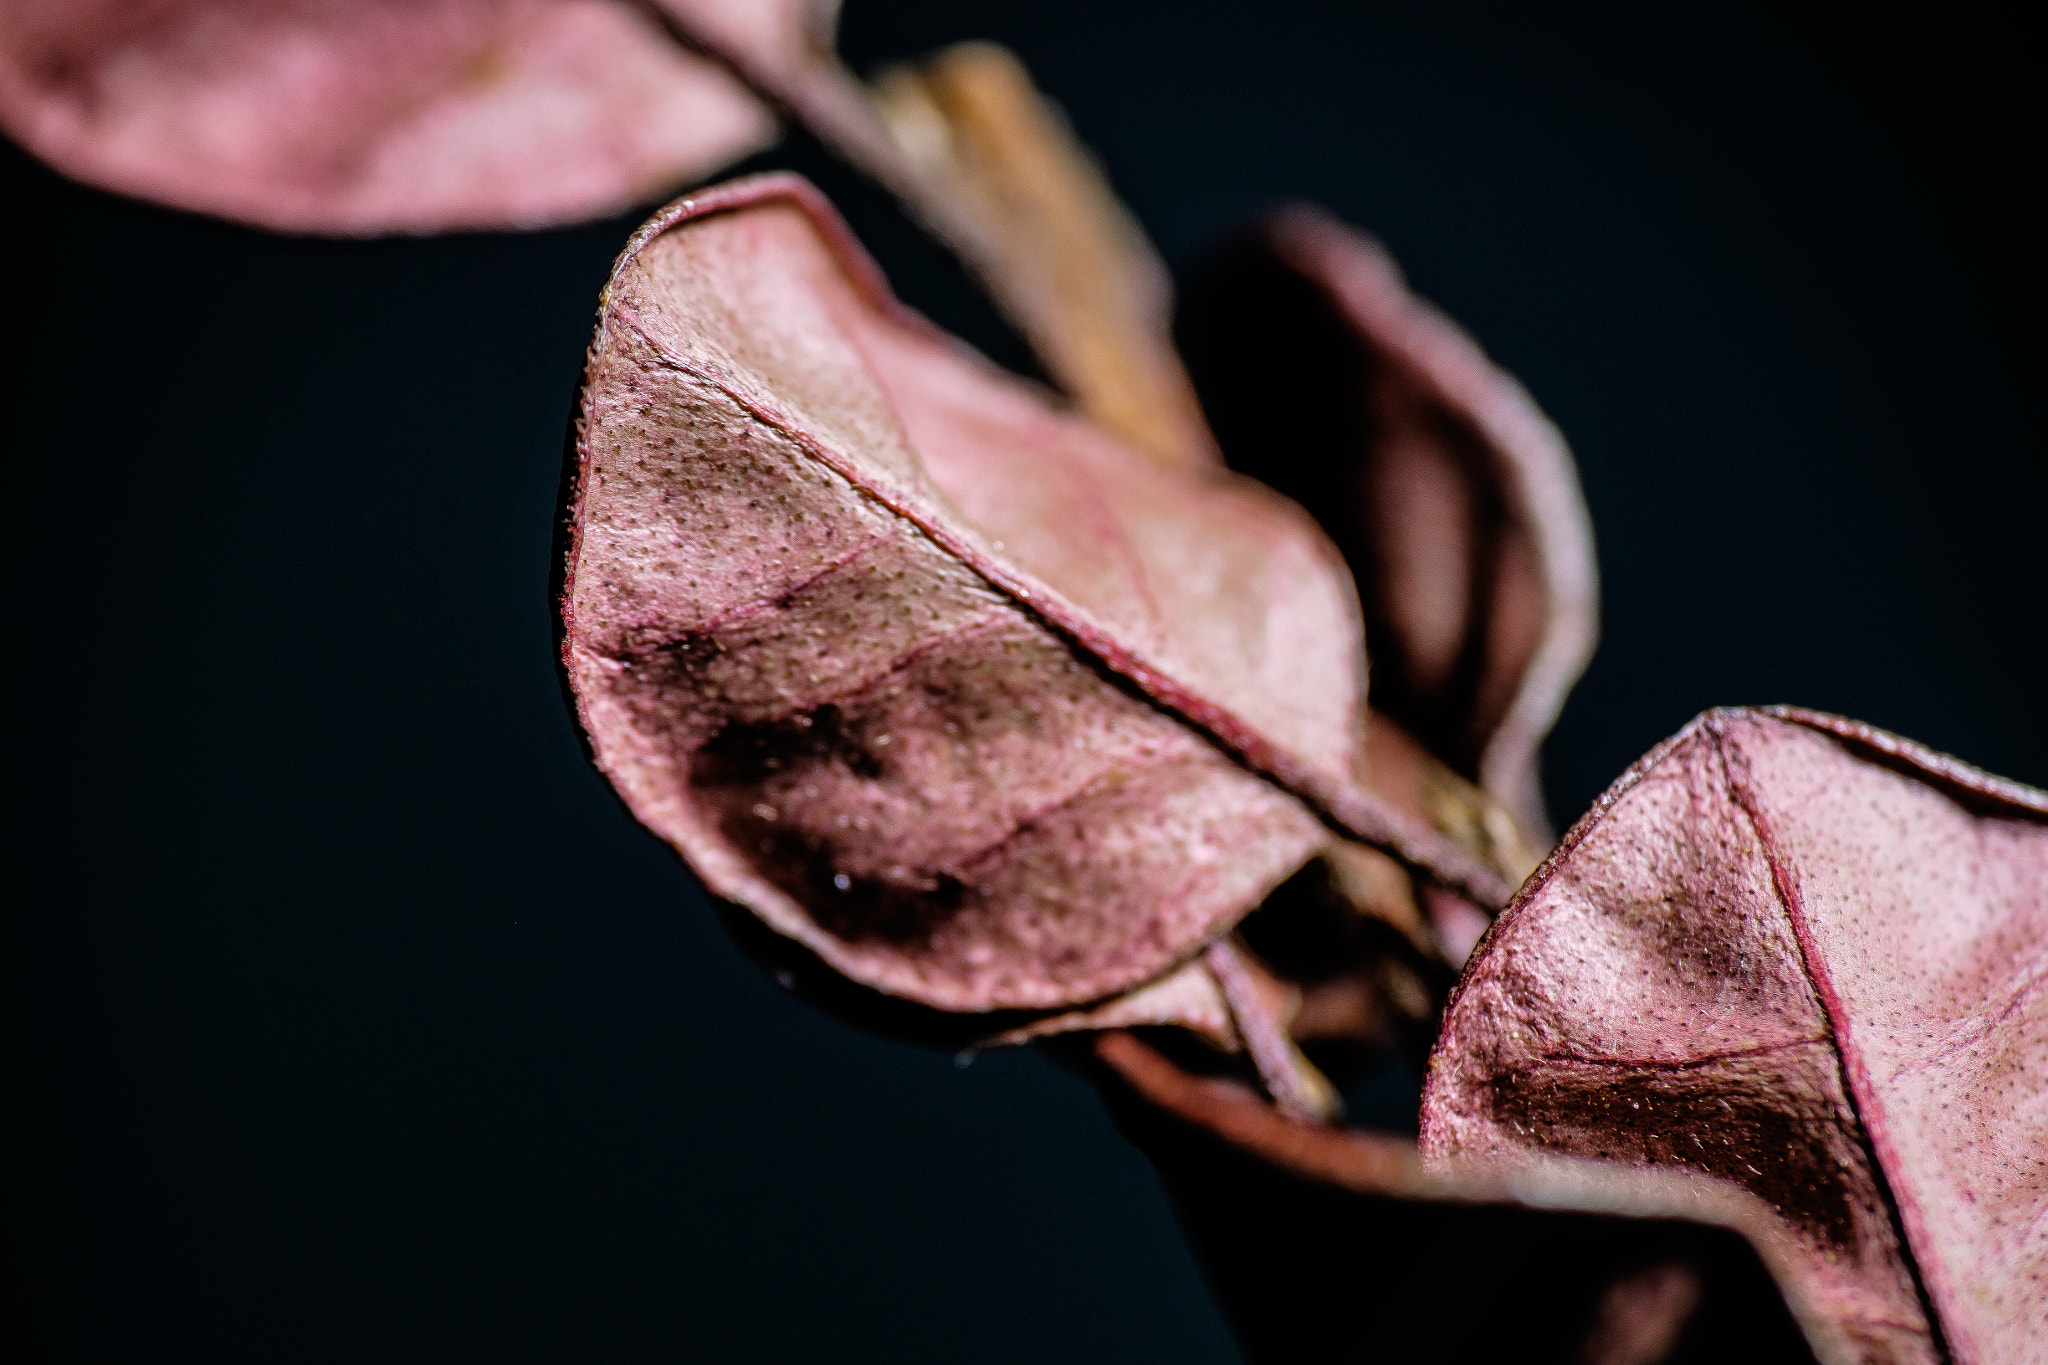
1091, 709, 2043, 1363
558, 172, 1509, 1020
9, 0, 1575, 1091
1423, 707, 2047, 1365
0, 0, 776, 232
1172, 204, 1598, 1074
1179, 206, 1597, 839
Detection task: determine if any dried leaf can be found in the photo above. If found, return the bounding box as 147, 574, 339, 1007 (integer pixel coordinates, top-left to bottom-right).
1091, 711, 2043, 1362
1423, 707, 2048, 1365
1176, 207, 1593, 1065
1179, 207, 1598, 839
558, 173, 1507, 1023
0, 0, 777, 233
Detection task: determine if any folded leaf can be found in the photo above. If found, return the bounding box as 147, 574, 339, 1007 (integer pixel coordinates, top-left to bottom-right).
1177, 207, 1587, 1065
0, 0, 775, 232
1423, 708, 2048, 1365
1179, 208, 1598, 839
559, 173, 1507, 1016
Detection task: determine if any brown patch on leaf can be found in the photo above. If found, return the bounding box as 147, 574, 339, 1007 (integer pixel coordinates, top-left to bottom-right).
1423, 708, 2048, 1364
561, 174, 1505, 1016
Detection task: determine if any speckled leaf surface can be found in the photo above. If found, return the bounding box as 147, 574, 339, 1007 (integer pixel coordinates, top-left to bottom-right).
558, 173, 1507, 1016
1422, 707, 2048, 1365
0, 0, 775, 233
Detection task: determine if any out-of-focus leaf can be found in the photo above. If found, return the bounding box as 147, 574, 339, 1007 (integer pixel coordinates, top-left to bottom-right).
1423, 707, 2048, 1365
0, 0, 777, 233
1179, 207, 1598, 840
1172, 206, 1593, 1083
557, 173, 1507, 1034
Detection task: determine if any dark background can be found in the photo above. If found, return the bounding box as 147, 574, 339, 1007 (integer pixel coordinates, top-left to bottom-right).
10, 3, 2042, 1360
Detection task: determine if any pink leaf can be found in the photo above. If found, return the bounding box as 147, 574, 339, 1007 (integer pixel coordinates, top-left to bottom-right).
1174, 206, 1599, 1067
557, 173, 1507, 1016
0, 0, 776, 233
1422, 707, 2048, 1364
1179, 206, 1598, 839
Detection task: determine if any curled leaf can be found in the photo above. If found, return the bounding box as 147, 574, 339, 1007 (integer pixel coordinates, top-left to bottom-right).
1090, 711, 2043, 1363
558, 173, 1504, 1022
1423, 708, 2048, 1365
1179, 207, 1598, 838
1174, 207, 1590, 1074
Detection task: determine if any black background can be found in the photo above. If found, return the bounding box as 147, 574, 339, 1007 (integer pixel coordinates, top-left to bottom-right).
11, 3, 2042, 1360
